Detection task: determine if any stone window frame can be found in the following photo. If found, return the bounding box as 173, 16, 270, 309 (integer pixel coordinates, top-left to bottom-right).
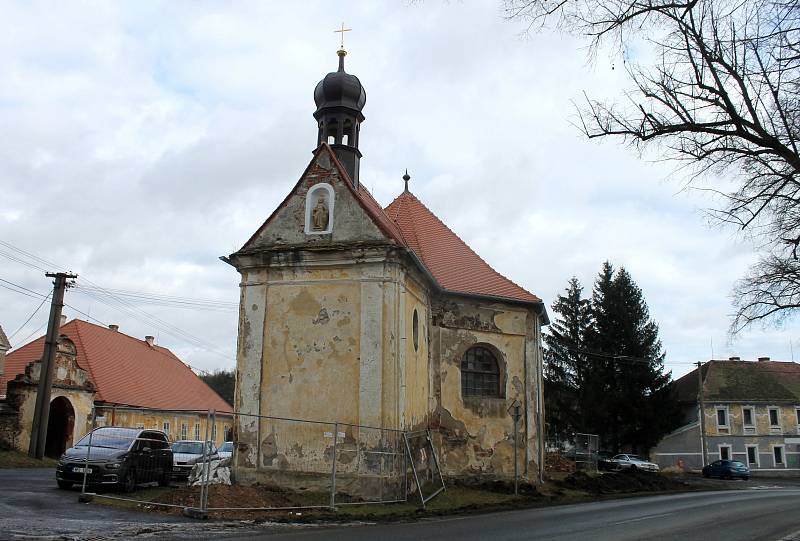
768, 406, 782, 432
194, 423, 201, 440
162, 421, 170, 438
304, 182, 335, 235
715, 405, 730, 433
718, 443, 732, 461
796, 407, 800, 435
180, 423, 187, 440
745, 444, 760, 467
459, 343, 506, 400
772, 444, 786, 467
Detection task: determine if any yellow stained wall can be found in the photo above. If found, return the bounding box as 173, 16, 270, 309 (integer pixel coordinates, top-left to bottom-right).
93, 408, 231, 447
434, 301, 535, 478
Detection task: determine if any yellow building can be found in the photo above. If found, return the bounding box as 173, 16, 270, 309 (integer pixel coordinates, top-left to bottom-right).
225, 48, 548, 488
0, 319, 231, 457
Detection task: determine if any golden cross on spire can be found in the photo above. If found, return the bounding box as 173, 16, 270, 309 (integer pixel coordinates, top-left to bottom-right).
334, 22, 352, 49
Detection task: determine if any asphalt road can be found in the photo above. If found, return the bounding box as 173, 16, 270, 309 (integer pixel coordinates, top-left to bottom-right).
227, 486, 800, 541
2, 468, 800, 540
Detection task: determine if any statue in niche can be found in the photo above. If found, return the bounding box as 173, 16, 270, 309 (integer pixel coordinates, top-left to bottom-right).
311, 196, 329, 231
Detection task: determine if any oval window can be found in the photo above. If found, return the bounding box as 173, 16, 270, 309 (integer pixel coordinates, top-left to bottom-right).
412, 309, 419, 351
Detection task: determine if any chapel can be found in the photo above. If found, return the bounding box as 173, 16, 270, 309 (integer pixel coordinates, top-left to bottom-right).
225, 46, 548, 487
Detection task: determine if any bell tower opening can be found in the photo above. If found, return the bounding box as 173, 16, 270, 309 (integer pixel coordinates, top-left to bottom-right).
313, 48, 366, 187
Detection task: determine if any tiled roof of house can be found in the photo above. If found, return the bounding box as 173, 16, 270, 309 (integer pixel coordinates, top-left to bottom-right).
384, 190, 541, 304
0, 325, 9, 351
673, 359, 800, 403
1, 319, 231, 411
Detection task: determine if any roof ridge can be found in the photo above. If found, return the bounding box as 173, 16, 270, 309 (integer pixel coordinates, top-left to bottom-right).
386, 191, 538, 302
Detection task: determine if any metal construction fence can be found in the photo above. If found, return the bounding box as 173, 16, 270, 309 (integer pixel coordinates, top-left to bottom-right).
67, 406, 445, 517
545, 432, 601, 472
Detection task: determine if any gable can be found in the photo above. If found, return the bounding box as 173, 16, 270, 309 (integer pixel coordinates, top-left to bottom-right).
239, 144, 403, 252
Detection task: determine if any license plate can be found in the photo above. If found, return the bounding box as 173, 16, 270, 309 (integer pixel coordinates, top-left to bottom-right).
73, 467, 91, 473
173, 467, 181, 472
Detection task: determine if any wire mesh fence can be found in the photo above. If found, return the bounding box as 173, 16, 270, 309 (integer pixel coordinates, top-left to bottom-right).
68, 406, 445, 516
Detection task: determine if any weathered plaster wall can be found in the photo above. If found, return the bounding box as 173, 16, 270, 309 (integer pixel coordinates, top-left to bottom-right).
2, 339, 96, 452
431, 297, 541, 481
5, 387, 94, 453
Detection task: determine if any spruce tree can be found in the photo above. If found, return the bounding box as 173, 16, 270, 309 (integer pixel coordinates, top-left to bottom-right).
543, 277, 591, 441
583, 262, 678, 453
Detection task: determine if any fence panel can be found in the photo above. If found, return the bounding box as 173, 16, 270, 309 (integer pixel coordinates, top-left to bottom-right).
71, 406, 443, 515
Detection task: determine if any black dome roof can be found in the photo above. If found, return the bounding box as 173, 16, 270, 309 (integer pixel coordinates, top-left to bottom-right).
313, 50, 366, 116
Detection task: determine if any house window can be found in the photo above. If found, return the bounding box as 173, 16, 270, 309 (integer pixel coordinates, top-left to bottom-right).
719, 444, 732, 461
461, 346, 501, 398
194, 423, 201, 440
773, 445, 785, 466
769, 407, 781, 431
180, 423, 187, 440
212, 424, 217, 442
746, 445, 759, 467
716, 406, 729, 430
796, 408, 800, 434
224, 425, 231, 441
742, 406, 754, 427
162, 421, 170, 438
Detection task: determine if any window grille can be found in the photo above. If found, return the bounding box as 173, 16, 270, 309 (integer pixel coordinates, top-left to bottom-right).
461, 346, 500, 398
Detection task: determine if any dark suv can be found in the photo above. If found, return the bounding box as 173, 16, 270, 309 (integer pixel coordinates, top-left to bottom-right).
56, 427, 173, 492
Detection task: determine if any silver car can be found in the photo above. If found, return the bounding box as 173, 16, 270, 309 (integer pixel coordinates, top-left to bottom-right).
171, 440, 218, 479
609, 454, 660, 472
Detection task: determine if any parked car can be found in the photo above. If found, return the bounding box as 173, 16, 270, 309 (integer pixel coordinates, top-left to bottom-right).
702, 459, 750, 480
597, 451, 616, 471
608, 454, 660, 472
217, 441, 234, 460
56, 427, 173, 492
171, 440, 218, 480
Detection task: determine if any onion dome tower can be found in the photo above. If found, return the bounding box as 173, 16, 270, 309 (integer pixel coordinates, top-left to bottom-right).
313, 47, 367, 187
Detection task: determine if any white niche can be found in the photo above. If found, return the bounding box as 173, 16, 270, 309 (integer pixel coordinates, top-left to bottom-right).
304, 183, 335, 235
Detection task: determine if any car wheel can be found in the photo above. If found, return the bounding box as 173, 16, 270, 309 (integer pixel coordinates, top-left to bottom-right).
702, 471, 709, 478
122, 469, 136, 493
724, 473, 733, 480
629, 465, 637, 472
57, 480, 72, 490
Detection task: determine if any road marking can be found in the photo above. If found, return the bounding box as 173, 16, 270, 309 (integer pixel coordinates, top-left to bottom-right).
612, 512, 675, 525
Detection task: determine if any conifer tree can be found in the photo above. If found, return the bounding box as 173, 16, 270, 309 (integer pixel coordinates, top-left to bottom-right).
583, 262, 678, 453
543, 277, 591, 441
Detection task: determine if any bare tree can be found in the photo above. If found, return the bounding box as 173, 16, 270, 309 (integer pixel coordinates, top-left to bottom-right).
505, 0, 800, 331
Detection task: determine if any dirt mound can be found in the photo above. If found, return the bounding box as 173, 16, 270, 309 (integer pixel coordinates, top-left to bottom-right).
153, 483, 329, 510
559, 469, 688, 494
545, 452, 576, 473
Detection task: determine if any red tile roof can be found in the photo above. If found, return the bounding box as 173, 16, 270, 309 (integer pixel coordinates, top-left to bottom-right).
1, 319, 231, 412
239, 143, 540, 306
384, 191, 541, 304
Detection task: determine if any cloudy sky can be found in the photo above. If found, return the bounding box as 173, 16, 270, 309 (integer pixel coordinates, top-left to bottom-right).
1, 1, 797, 380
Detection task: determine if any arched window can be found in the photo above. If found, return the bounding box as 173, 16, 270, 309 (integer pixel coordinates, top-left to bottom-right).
461, 346, 501, 398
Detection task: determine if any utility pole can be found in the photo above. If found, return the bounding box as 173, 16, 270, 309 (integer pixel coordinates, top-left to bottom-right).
695, 361, 708, 467
28, 272, 77, 459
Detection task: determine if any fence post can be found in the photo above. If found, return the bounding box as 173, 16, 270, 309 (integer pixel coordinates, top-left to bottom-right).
513, 417, 519, 496
330, 422, 338, 510
203, 409, 215, 512
77, 406, 97, 503
427, 429, 446, 494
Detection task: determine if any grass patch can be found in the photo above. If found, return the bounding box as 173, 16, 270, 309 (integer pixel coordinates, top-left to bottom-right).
0, 450, 57, 468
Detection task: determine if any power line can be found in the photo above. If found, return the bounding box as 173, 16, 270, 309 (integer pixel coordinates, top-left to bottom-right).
8, 291, 52, 340
0, 240, 235, 362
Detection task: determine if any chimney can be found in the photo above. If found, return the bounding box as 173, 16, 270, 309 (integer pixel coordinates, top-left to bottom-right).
108, 324, 119, 332
729, 356, 741, 361
145, 335, 155, 347
758, 356, 771, 362
60, 315, 66, 327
